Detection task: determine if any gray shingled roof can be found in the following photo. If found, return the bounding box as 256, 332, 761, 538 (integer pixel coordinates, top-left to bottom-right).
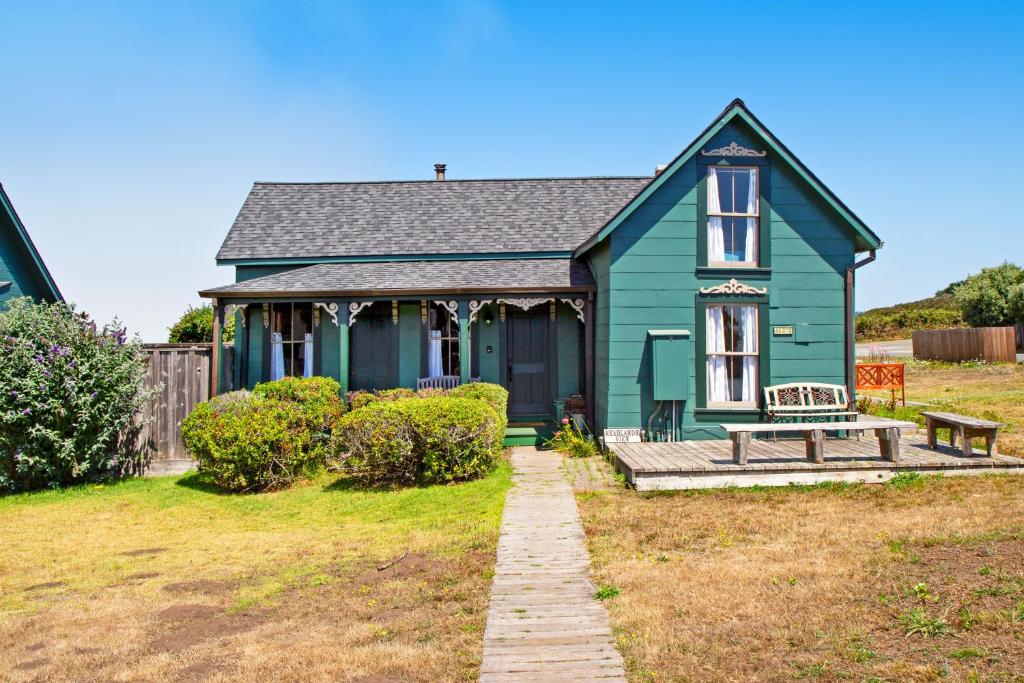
216, 177, 651, 261
200, 258, 594, 297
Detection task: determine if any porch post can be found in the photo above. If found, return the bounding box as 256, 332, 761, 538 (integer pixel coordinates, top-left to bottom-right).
210, 297, 222, 398
585, 292, 595, 429
458, 300, 471, 382
339, 303, 350, 395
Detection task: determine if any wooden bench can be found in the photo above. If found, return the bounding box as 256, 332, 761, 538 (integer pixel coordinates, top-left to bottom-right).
921, 411, 1005, 457
720, 419, 919, 466
763, 382, 858, 423
416, 375, 461, 390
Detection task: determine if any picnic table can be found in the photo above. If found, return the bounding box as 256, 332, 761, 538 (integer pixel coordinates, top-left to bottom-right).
720, 419, 919, 465
921, 411, 1004, 457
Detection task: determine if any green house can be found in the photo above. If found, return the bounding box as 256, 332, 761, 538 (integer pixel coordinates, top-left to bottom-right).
0, 183, 63, 305
201, 100, 881, 442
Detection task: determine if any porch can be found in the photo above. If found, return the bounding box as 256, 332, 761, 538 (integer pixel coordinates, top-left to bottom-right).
610, 430, 1024, 490
199, 258, 596, 429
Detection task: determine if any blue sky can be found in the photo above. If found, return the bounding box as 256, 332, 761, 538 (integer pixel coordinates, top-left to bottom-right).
1, 0, 1021, 341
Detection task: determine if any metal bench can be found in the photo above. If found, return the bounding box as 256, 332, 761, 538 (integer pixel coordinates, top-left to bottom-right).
763, 382, 859, 423
921, 411, 1005, 457
720, 419, 918, 465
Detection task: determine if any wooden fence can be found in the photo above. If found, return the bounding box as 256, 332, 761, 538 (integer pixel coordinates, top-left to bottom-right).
912, 326, 1017, 363
139, 343, 233, 474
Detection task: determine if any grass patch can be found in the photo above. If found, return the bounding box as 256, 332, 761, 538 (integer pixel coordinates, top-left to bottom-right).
0, 463, 512, 680
577, 472, 1024, 681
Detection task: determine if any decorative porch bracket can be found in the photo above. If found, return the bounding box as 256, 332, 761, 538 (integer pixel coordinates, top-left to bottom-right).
434, 300, 459, 325
348, 301, 374, 326
468, 300, 493, 325
560, 298, 586, 324
496, 297, 554, 312
224, 303, 247, 328
313, 302, 340, 326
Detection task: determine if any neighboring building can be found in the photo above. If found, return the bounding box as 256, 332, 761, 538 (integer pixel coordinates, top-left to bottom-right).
201, 100, 881, 441
0, 183, 62, 304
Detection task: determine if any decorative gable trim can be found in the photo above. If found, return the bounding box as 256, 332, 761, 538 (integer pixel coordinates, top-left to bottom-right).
573, 99, 882, 257
700, 141, 767, 157
698, 279, 767, 296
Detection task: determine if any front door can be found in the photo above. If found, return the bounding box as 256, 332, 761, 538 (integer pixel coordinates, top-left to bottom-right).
506, 308, 549, 417
350, 303, 396, 391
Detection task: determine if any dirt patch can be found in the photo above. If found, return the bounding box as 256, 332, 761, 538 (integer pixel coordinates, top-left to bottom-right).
74, 646, 100, 655
352, 677, 405, 683
352, 553, 446, 586
152, 604, 268, 653
13, 657, 50, 670
24, 641, 45, 652
163, 579, 231, 595
123, 547, 169, 557
175, 659, 225, 682
126, 571, 161, 581
24, 580, 65, 591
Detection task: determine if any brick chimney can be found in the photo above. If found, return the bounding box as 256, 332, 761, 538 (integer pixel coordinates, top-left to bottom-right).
434, 163, 446, 181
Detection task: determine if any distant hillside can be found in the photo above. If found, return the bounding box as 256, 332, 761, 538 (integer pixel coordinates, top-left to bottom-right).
856, 292, 964, 341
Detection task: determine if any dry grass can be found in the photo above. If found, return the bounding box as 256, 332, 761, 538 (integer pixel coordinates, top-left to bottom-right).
577, 472, 1024, 682
0, 464, 511, 682
862, 361, 1024, 456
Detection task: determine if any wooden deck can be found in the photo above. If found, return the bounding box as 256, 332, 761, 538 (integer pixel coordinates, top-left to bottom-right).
610, 432, 1024, 490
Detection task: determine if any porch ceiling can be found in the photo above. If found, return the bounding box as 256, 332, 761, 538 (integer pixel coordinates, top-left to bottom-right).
199, 257, 594, 298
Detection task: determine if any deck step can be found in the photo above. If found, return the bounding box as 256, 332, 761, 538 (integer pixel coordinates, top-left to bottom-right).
504, 422, 557, 447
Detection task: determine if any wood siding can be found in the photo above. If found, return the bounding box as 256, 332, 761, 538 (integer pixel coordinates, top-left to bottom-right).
588, 119, 855, 439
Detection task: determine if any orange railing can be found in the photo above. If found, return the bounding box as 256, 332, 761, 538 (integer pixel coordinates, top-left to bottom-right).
855, 362, 905, 405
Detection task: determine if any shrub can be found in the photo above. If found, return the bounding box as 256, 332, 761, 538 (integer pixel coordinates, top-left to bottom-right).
167, 303, 234, 343
347, 387, 417, 411
0, 297, 155, 492
335, 395, 502, 486
252, 376, 345, 431
448, 382, 509, 430
953, 262, 1024, 327
181, 391, 328, 492
545, 418, 599, 458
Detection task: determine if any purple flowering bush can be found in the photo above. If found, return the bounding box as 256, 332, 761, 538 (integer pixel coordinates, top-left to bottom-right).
0, 297, 154, 491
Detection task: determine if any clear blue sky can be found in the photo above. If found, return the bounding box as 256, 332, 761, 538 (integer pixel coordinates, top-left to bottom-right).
2, 1, 1021, 341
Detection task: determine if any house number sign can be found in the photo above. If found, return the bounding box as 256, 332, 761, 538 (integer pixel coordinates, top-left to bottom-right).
604, 428, 643, 443
773, 326, 795, 336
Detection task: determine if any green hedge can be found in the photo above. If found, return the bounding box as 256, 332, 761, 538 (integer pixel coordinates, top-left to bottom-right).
181, 377, 344, 492
334, 383, 507, 486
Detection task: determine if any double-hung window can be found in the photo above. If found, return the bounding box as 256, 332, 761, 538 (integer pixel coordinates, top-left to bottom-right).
707, 167, 759, 266
269, 302, 314, 379
426, 303, 460, 377
706, 304, 758, 406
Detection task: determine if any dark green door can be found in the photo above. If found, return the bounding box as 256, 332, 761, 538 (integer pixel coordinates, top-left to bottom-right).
506, 308, 549, 416
350, 304, 396, 391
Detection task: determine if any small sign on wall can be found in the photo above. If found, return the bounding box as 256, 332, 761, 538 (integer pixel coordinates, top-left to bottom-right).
773, 325, 795, 336
604, 428, 643, 443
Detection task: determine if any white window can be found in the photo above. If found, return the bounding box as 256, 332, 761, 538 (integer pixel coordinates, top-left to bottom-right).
706, 304, 758, 406
707, 166, 758, 266
269, 302, 314, 380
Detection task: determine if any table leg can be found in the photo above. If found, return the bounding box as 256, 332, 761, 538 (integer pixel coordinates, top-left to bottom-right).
732, 432, 750, 465
961, 426, 973, 457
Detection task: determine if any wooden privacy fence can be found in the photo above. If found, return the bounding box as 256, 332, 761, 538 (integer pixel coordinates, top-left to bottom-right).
139, 343, 234, 474
912, 326, 1017, 363
855, 362, 905, 405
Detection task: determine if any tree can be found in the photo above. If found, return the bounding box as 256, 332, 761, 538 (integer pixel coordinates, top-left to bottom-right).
168, 304, 235, 343
953, 262, 1024, 327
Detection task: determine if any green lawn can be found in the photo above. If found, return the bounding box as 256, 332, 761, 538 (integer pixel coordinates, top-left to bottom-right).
1, 465, 511, 682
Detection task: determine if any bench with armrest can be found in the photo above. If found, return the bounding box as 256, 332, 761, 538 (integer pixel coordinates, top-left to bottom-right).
720, 419, 919, 465
763, 382, 858, 423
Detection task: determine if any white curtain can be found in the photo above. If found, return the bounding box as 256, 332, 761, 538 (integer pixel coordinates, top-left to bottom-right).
303, 333, 314, 378
706, 306, 729, 402
707, 168, 725, 263
739, 306, 758, 402
427, 329, 443, 377
744, 168, 758, 262
270, 332, 285, 381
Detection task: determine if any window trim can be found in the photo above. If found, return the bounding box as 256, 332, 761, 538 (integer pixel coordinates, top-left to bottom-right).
696, 156, 771, 271
694, 294, 770, 414
266, 301, 319, 380
706, 165, 760, 268
427, 302, 461, 377
705, 303, 759, 409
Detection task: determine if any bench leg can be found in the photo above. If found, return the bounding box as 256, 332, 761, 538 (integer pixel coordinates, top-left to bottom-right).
987, 430, 998, 457
732, 432, 750, 465
878, 428, 900, 463
925, 417, 937, 450
961, 426, 973, 457
803, 429, 824, 464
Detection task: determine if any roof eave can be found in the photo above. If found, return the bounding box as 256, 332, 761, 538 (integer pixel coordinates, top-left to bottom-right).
199, 284, 595, 300
0, 184, 63, 302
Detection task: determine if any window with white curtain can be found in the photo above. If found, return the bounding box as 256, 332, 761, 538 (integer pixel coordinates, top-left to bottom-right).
427, 303, 460, 377
270, 302, 314, 380
707, 166, 759, 266
706, 304, 759, 406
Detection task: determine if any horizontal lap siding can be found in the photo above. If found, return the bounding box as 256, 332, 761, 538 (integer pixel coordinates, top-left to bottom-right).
597, 120, 855, 435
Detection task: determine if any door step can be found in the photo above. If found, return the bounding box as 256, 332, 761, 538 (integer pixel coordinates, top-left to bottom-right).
504, 421, 557, 447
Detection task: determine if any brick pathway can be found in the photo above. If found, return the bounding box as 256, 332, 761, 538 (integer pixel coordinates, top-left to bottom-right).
480, 447, 626, 682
